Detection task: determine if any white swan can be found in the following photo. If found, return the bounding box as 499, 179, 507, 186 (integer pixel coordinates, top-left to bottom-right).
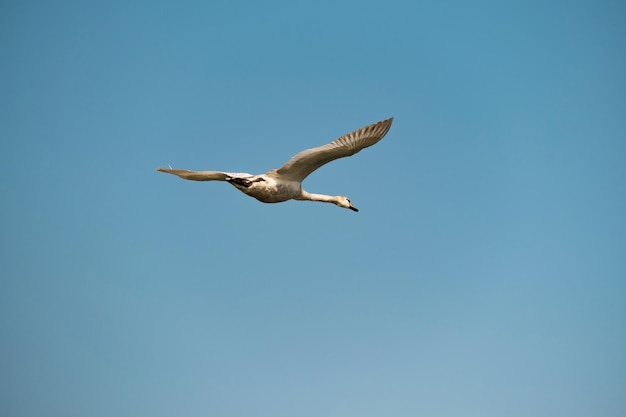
157, 117, 393, 212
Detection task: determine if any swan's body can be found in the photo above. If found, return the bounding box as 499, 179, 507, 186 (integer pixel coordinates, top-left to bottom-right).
157, 117, 393, 212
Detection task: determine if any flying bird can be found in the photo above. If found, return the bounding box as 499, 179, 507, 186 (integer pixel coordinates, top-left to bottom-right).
157, 117, 393, 212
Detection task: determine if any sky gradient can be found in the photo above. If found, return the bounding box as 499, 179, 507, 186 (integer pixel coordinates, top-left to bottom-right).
2, 1, 625, 416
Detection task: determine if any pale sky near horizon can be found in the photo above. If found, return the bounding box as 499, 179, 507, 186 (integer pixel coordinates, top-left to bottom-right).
2, 1, 625, 416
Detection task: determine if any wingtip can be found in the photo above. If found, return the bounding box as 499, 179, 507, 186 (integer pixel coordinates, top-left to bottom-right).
376, 117, 394, 133
374, 117, 393, 128
156, 165, 174, 172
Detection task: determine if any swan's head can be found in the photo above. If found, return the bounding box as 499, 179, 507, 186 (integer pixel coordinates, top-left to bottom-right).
337, 196, 358, 212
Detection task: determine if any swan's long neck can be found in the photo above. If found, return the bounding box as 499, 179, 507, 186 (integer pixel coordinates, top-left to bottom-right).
296, 190, 340, 205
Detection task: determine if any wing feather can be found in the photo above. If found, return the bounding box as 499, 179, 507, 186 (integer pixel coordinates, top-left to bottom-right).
273, 117, 393, 182
156, 168, 248, 181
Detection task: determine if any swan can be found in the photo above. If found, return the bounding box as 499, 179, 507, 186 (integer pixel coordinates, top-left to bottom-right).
157, 117, 393, 212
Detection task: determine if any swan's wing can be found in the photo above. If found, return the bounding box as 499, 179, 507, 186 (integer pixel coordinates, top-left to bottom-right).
273, 117, 393, 182
157, 168, 251, 181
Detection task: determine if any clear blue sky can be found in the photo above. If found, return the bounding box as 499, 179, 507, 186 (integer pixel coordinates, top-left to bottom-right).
2, 1, 625, 416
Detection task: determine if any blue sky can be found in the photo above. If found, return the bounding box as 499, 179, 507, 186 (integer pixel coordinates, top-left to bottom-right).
1, 0, 625, 416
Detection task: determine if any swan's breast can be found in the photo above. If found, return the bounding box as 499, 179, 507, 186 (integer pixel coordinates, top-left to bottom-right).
241, 177, 301, 203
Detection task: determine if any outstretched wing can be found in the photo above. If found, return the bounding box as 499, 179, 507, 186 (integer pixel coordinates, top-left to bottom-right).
273, 117, 393, 182
157, 168, 251, 181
